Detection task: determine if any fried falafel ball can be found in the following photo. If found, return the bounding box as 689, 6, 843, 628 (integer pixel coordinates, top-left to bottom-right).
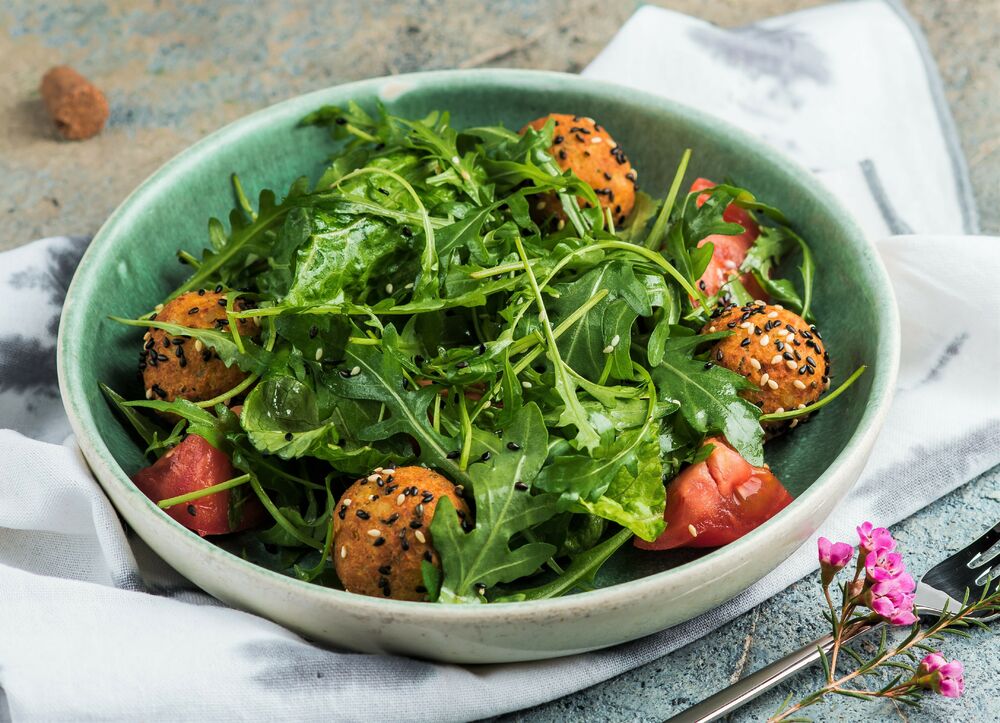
141, 290, 259, 404
521, 113, 637, 226
704, 301, 830, 418
333, 466, 471, 601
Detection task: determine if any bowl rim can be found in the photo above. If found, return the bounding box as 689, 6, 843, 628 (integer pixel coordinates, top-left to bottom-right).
57, 68, 901, 622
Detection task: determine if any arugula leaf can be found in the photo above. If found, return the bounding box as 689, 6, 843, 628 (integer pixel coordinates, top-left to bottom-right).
431, 403, 559, 603
495, 527, 632, 601
325, 325, 469, 485
741, 225, 816, 320
652, 339, 764, 465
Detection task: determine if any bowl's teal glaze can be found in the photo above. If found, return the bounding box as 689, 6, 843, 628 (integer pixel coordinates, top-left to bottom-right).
58, 69, 899, 663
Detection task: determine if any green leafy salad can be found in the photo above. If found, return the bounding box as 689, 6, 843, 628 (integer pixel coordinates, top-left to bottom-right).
104, 104, 861, 604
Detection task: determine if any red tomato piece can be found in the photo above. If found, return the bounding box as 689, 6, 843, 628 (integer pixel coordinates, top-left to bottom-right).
132, 434, 265, 537
689, 178, 766, 299
635, 437, 793, 550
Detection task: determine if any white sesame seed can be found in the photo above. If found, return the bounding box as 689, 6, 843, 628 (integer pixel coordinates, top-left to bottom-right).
723, 260, 737, 270
351, 365, 361, 376
461, 170, 471, 181
709, 326, 717, 333
521, 380, 532, 389
374, 467, 383, 473
482, 400, 492, 409
611, 334, 621, 347
790, 419, 800, 429
315, 347, 324, 361
143, 331, 151, 341
404, 283, 414, 290
591, 136, 603, 144
741, 322, 753, 330
770, 354, 783, 365
754, 300, 766, 307
557, 219, 566, 230
798, 403, 807, 409
455, 485, 464, 495
688, 524, 698, 538
369, 494, 378, 501
451, 155, 460, 165
774, 304, 784, 310
145, 388, 153, 399
602, 345, 615, 354
367, 474, 380, 483
343, 498, 352, 507
536, 201, 546, 210
786, 360, 798, 371
385, 283, 394, 294
538, 311, 547, 323
397, 494, 406, 505
760, 335, 770, 346
154, 304, 164, 312
767, 311, 779, 319
194, 340, 204, 352
608, 140, 618, 149
749, 358, 761, 371
414, 530, 427, 544
767, 379, 779, 390
774, 407, 785, 413
367, 529, 381, 538
760, 373, 770, 385
340, 546, 347, 559
793, 379, 807, 390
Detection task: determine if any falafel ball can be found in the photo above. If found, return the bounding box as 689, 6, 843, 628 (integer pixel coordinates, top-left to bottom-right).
521, 113, 637, 226
704, 301, 830, 416
141, 290, 258, 404
333, 465, 470, 601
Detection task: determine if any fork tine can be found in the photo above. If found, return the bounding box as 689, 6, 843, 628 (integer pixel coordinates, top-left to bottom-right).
921, 521, 1000, 607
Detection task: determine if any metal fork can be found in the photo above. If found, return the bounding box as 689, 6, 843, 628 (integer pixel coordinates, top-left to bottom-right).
668, 521, 1000, 723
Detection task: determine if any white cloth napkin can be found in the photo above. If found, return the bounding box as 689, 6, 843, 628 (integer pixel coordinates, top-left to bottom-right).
1, 2, 998, 721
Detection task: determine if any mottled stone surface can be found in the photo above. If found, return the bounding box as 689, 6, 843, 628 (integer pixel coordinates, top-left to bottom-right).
1, 2, 998, 721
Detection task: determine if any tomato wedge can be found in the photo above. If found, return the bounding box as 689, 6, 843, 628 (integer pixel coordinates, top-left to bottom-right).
132, 434, 265, 537
635, 437, 793, 550
690, 178, 765, 299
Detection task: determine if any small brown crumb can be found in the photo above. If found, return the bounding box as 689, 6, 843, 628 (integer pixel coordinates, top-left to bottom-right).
40, 65, 109, 140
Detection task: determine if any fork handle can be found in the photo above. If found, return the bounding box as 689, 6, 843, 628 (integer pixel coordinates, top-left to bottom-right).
665, 620, 878, 723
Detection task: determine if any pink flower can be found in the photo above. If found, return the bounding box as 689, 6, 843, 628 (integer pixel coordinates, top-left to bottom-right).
857, 521, 896, 554
866, 576, 918, 625
918, 654, 965, 698
864, 549, 906, 582
818, 537, 854, 585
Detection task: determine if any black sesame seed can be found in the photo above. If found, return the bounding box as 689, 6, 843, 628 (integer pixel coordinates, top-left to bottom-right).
409, 520, 423, 529
309, 325, 319, 339
187, 307, 199, 315
553, 134, 564, 144
461, 519, 474, 532
446, 450, 460, 459
506, 441, 521, 451
378, 565, 392, 575
740, 338, 751, 347
456, 361, 469, 369
421, 492, 434, 503
356, 510, 370, 520
217, 298, 227, 307
401, 226, 413, 238
383, 513, 399, 525
699, 280, 707, 291
727, 321, 738, 329
376, 477, 385, 487
806, 356, 817, 367
385, 484, 398, 494
399, 530, 409, 551
514, 481, 529, 491
415, 585, 427, 594
377, 187, 389, 196
187, 504, 196, 516
338, 505, 347, 520
776, 341, 785, 351
558, 149, 567, 160
424, 550, 433, 562
373, 537, 386, 547
479, 451, 491, 462
283, 432, 293, 442
784, 352, 795, 361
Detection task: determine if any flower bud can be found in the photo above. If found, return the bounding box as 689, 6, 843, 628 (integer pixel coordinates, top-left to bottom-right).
916, 654, 965, 698
817, 536, 853, 586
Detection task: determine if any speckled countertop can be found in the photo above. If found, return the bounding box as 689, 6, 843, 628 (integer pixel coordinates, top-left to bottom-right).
2, 2, 998, 721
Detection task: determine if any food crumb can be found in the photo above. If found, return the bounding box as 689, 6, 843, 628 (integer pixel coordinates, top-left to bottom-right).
40, 66, 109, 140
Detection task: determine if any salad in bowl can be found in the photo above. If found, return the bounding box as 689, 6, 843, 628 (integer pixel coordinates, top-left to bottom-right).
102, 102, 862, 606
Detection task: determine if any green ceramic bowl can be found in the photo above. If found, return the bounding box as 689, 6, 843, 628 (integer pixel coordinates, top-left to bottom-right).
58, 69, 899, 663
